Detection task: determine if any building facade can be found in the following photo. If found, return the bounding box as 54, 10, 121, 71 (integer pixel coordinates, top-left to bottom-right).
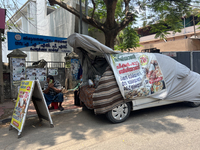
2, 0, 89, 63
133, 24, 200, 53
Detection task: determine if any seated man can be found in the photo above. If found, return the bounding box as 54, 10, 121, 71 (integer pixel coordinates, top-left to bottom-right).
43, 75, 64, 111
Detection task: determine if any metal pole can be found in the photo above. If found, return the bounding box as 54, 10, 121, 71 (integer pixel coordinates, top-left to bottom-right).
193, 16, 196, 38
85, 0, 88, 16
85, 0, 88, 35
79, 0, 82, 34
191, 51, 193, 71
0, 37, 4, 103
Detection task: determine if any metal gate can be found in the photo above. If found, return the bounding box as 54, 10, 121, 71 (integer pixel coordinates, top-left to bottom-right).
26, 61, 66, 87
162, 51, 200, 74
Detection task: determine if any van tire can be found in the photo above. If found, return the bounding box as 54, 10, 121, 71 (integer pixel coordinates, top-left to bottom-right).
106, 102, 131, 123
185, 102, 200, 107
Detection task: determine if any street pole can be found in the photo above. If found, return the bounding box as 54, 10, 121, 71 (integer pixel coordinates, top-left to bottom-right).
85, 0, 88, 35
0, 37, 4, 103
79, 0, 82, 34
85, 0, 88, 16
193, 15, 196, 38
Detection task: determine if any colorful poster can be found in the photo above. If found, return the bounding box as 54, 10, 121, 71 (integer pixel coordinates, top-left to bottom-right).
71, 59, 80, 80
13, 75, 26, 81
12, 58, 26, 81
26, 68, 47, 81
12, 58, 26, 67
11, 81, 34, 132
48, 68, 58, 76
109, 53, 166, 99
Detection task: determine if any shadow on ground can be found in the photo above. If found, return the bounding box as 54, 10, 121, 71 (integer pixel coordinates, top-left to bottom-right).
0, 102, 199, 149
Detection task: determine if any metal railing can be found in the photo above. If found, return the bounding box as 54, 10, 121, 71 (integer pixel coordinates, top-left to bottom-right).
26, 61, 65, 68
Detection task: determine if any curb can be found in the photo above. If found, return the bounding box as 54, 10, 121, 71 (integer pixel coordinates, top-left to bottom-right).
0, 107, 82, 125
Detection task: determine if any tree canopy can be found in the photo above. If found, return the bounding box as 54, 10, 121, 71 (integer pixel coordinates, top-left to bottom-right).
49, 0, 199, 49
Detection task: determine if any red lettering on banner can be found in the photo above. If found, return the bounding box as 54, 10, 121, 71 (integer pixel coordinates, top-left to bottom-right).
149, 77, 163, 84
13, 121, 19, 127
119, 65, 140, 74
117, 61, 139, 69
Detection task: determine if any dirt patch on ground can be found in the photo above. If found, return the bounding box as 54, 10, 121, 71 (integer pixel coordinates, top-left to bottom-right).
0, 108, 13, 121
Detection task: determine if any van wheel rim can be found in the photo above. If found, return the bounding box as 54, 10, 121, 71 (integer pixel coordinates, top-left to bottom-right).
111, 103, 128, 120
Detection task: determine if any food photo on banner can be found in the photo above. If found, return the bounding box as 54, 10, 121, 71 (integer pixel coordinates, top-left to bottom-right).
109, 53, 166, 99
11, 81, 33, 131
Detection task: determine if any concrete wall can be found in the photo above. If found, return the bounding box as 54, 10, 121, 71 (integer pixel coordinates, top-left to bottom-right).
3, 63, 11, 99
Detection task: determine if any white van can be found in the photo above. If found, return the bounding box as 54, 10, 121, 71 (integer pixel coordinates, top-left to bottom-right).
68, 33, 200, 123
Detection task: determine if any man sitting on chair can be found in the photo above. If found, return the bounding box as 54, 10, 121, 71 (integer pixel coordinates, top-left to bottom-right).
43, 75, 64, 111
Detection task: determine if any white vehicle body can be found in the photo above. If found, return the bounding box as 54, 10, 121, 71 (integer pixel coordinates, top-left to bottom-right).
131, 98, 180, 111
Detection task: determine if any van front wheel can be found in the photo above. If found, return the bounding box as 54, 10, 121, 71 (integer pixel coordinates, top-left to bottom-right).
185, 102, 200, 107
106, 103, 131, 123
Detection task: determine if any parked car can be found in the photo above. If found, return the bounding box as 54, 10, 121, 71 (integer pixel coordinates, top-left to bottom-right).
68, 33, 200, 123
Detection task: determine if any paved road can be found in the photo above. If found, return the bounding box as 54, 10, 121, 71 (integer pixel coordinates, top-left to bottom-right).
1, 102, 200, 150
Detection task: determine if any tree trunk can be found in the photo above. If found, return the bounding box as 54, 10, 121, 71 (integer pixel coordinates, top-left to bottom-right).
104, 31, 117, 49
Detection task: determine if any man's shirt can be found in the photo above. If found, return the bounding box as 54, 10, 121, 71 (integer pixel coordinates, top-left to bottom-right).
44, 80, 62, 96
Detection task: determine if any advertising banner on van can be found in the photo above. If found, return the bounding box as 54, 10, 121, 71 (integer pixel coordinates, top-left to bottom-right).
11, 81, 34, 132
109, 53, 166, 99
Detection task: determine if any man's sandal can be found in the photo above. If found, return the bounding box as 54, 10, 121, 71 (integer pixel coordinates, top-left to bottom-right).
48, 106, 54, 110
58, 106, 64, 111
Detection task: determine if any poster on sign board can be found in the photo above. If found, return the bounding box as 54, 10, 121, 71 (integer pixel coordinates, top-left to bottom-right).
71, 59, 80, 80
48, 68, 58, 76
11, 81, 34, 133
26, 68, 47, 81
109, 53, 166, 100
12, 58, 26, 81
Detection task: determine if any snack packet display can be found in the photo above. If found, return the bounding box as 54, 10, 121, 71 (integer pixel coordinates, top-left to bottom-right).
88, 79, 94, 87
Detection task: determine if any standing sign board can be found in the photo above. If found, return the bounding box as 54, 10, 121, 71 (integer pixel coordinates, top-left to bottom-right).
109, 53, 167, 100
10, 80, 53, 138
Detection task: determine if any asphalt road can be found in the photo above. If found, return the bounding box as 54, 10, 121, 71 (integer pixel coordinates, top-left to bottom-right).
1, 102, 200, 150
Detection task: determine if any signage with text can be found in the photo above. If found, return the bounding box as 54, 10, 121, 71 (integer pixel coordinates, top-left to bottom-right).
7, 32, 72, 53
109, 53, 167, 99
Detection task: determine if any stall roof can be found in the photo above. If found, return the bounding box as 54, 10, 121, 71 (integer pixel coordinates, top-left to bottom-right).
68, 33, 120, 56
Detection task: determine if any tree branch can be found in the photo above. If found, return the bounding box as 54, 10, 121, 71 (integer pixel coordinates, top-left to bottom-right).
91, 0, 96, 19
117, 12, 136, 32
48, 0, 104, 31
124, 0, 131, 15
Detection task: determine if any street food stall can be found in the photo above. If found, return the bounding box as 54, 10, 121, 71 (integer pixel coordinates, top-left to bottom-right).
68, 33, 200, 123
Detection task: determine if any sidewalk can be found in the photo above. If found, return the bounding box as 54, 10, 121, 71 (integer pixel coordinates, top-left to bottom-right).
0, 92, 82, 124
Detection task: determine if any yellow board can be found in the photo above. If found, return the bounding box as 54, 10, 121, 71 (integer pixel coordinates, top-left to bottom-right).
11, 81, 33, 131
